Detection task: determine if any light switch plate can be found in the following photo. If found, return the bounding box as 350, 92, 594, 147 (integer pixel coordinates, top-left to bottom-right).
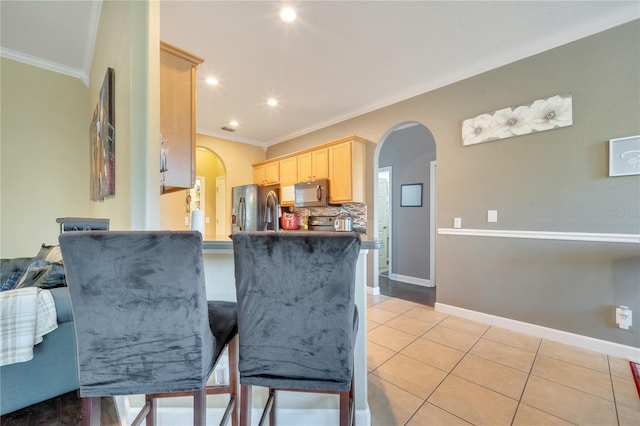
454, 217, 462, 229
488, 210, 498, 223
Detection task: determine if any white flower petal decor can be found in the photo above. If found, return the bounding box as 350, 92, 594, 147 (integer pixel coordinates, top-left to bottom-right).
462, 93, 573, 146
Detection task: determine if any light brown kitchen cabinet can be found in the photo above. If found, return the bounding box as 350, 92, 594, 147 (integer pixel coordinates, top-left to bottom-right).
328, 138, 366, 203
160, 41, 204, 194
297, 148, 328, 182
279, 157, 298, 186
253, 161, 280, 185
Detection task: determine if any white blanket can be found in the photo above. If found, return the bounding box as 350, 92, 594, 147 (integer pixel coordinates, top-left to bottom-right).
0, 287, 58, 366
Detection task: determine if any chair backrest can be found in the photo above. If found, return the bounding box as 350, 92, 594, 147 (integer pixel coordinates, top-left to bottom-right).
59, 231, 214, 397
231, 231, 361, 392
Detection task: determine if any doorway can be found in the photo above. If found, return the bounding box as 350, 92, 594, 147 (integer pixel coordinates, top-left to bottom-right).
377, 167, 391, 274
375, 123, 436, 304
195, 147, 226, 236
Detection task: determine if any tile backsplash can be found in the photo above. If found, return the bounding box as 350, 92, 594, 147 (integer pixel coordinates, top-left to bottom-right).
288, 204, 367, 233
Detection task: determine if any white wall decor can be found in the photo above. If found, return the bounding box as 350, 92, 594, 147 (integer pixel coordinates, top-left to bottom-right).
462, 93, 573, 146
609, 135, 640, 177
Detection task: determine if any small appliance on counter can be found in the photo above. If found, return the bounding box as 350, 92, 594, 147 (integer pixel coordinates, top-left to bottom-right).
280, 211, 299, 230
334, 213, 352, 232
308, 215, 336, 231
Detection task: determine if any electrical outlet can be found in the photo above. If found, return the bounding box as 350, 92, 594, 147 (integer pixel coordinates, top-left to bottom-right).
616, 306, 632, 330
453, 217, 462, 229
488, 210, 498, 223
184, 216, 189, 226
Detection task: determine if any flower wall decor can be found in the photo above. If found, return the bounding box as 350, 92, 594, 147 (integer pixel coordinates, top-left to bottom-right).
462, 93, 573, 146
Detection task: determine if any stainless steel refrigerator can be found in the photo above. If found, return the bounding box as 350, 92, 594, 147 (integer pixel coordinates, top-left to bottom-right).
231, 184, 279, 232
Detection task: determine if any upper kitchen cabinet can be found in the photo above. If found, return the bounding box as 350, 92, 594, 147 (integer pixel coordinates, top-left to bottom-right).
328, 137, 366, 204
253, 161, 280, 185
279, 156, 298, 186
160, 41, 204, 194
297, 148, 328, 182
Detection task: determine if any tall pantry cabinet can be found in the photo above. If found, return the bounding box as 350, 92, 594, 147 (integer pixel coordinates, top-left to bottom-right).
160, 41, 204, 194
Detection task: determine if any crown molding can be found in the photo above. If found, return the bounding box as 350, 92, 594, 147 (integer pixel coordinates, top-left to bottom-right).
1, 47, 89, 86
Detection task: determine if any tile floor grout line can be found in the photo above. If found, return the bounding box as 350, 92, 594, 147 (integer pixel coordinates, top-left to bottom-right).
608, 355, 622, 426
509, 337, 544, 426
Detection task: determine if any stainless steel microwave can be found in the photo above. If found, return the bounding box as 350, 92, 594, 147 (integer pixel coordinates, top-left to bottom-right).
294, 180, 328, 207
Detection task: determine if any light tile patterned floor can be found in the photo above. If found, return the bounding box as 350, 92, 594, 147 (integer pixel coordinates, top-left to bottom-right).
366, 293, 640, 426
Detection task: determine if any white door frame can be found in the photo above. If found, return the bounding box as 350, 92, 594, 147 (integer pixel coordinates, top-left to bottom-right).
429, 160, 436, 287
377, 167, 392, 276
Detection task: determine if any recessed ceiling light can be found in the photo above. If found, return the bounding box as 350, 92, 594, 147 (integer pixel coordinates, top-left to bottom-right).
267, 98, 278, 107
206, 77, 219, 86
229, 120, 239, 127
279, 7, 296, 22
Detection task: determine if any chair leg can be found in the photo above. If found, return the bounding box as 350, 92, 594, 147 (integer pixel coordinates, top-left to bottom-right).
81, 396, 100, 426
267, 389, 276, 426
350, 374, 355, 426
340, 373, 355, 426
146, 394, 157, 426
194, 388, 207, 426
240, 385, 252, 426
339, 390, 350, 426
228, 337, 239, 426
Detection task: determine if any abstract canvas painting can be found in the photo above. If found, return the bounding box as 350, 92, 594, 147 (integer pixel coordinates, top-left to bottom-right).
90, 68, 115, 201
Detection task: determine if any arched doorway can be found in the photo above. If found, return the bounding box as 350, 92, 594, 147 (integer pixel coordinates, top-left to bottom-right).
195, 147, 226, 237
374, 122, 436, 305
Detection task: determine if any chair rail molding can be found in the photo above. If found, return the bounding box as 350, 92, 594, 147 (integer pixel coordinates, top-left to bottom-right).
437, 228, 640, 244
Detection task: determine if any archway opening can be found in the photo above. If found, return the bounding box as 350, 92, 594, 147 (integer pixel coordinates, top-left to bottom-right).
195, 147, 227, 237
374, 122, 436, 305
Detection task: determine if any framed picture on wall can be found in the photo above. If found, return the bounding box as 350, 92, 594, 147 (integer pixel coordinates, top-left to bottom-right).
609, 135, 640, 177
401, 183, 423, 207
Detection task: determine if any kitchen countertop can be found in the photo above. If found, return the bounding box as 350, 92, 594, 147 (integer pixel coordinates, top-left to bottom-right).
202, 232, 383, 251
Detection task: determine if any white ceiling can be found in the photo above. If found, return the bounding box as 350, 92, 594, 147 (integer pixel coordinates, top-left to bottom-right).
2, 1, 638, 147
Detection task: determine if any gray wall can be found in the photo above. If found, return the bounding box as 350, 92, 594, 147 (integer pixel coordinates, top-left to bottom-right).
268, 21, 640, 347
379, 125, 436, 280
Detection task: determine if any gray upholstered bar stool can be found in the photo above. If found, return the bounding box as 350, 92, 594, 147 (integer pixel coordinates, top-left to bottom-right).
231, 231, 361, 426
59, 231, 238, 426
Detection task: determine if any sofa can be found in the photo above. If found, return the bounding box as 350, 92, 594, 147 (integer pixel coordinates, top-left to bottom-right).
0, 258, 79, 415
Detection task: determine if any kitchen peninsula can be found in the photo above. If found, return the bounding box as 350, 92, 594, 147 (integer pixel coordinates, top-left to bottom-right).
200, 234, 380, 425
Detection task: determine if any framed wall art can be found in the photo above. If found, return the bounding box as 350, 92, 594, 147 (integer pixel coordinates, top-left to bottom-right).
90, 67, 115, 201
609, 135, 640, 177
462, 93, 573, 146
401, 183, 423, 207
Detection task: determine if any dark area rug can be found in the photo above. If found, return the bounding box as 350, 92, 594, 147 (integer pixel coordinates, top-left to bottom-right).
0, 391, 119, 426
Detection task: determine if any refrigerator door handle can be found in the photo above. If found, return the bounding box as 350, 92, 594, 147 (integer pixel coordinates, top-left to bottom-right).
239, 197, 246, 230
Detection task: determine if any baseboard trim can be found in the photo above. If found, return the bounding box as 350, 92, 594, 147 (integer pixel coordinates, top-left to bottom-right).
367, 286, 380, 296
435, 303, 640, 361
128, 407, 371, 426
389, 273, 434, 287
